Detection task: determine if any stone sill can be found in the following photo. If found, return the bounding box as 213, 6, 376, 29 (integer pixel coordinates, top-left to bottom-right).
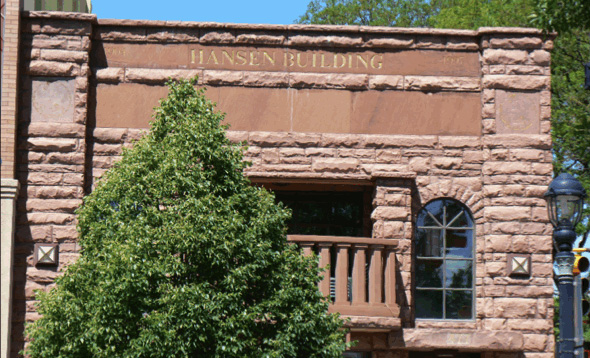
389, 329, 524, 351
342, 315, 402, 332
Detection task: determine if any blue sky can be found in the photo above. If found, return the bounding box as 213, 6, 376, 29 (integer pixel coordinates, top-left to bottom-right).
92, 0, 311, 25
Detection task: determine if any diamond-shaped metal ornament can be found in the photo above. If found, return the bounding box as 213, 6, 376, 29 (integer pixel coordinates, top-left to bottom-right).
508, 254, 530, 276
34, 244, 58, 266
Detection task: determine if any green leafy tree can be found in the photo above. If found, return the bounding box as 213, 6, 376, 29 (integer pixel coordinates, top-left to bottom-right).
25, 79, 347, 358
432, 0, 534, 29
296, 0, 434, 27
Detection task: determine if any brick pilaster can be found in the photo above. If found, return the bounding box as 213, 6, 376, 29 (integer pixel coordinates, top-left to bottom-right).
1, 0, 21, 179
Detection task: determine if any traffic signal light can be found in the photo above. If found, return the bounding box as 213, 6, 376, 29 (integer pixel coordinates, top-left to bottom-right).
574, 252, 589, 276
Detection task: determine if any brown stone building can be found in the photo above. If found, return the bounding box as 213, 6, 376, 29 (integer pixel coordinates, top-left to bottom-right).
1, 4, 557, 358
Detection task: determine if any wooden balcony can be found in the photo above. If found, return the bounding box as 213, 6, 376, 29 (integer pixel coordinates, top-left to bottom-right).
288, 235, 401, 331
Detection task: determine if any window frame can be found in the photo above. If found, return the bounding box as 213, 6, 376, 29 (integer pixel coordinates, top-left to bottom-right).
414, 198, 476, 321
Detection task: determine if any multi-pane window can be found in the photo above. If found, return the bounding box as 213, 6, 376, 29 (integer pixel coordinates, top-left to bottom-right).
265, 183, 372, 237
415, 198, 474, 320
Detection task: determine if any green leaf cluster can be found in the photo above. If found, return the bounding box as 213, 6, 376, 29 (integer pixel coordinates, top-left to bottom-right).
25, 79, 347, 358
296, 0, 434, 27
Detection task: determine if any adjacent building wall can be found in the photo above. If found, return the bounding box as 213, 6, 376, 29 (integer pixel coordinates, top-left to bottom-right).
8, 11, 556, 357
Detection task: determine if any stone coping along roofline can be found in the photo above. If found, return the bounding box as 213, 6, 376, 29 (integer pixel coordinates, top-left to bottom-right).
23, 10, 550, 37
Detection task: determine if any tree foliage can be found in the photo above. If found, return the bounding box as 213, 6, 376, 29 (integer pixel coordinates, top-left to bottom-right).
25, 79, 347, 358
296, 0, 434, 27
432, 0, 534, 29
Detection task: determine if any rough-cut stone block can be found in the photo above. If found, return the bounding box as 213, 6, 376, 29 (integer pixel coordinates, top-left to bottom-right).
365, 37, 413, 48
485, 206, 530, 221
126, 69, 202, 83
483, 162, 531, 175
446, 38, 479, 50
28, 60, 78, 76
243, 71, 289, 87
320, 134, 361, 148
202, 70, 243, 85
505, 65, 544, 75
93, 128, 128, 143
145, 27, 199, 42
522, 334, 548, 351
24, 213, 75, 225
24, 123, 85, 138
26, 185, 85, 199
483, 49, 528, 64
40, 49, 87, 63
31, 35, 68, 49
509, 149, 544, 161
368, 75, 404, 90
290, 73, 368, 90
490, 37, 543, 49
483, 75, 549, 90
529, 50, 550, 66
483, 135, 551, 149
485, 235, 512, 252
439, 136, 481, 148
235, 33, 285, 45
95, 67, 125, 82
415, 36, 445, 49
27, 138, 77, 152
249, 132, 320, 147
42, 152, 85, 165
408, 157, 430, 174
364, 135, 437, 148
288, 35, 363, 47
405, 76, 480, 91
506, 319, 552, 333
486, 262, 505, 276
506, 285, 553, 298
432, 157, 462, 170
494, 298, 537, 318
312, 158, 359, 173
371, 207, 408, 220
200, 31, 235, 44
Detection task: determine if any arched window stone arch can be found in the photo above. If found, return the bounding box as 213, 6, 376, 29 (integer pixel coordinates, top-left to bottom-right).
415, 198, 475, 320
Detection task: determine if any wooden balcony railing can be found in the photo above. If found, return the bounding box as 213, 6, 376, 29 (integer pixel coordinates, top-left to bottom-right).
288, 235, 400, 322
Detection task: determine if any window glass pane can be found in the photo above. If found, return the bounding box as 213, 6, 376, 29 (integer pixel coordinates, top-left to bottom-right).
416, 228, 443, 257
445, 260, 472, 288
415, 290, 443, 319
423, 200, 444, 226
446, 290, 473, 319
445, 229, 473, 258
416, 259, 443, 288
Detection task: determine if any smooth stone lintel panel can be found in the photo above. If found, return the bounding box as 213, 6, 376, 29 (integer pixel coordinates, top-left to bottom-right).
95, 83, 481, 136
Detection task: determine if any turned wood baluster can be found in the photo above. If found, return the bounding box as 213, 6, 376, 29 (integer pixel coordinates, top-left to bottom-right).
299, 242, 314, 257
352, 243, 368, 304
335, 243, 350, 304
318, 243, 332, 298
369, 245, 384, 305
384, 246, 397, 306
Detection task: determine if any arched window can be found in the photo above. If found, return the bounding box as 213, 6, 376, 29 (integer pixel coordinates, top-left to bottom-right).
415, 198, 474, 320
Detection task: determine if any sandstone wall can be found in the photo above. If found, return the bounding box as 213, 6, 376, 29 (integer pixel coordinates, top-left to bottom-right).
11, 11, 555, 357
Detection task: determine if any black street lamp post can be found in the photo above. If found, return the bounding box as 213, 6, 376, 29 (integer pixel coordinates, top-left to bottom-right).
545, 173, 587, 358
